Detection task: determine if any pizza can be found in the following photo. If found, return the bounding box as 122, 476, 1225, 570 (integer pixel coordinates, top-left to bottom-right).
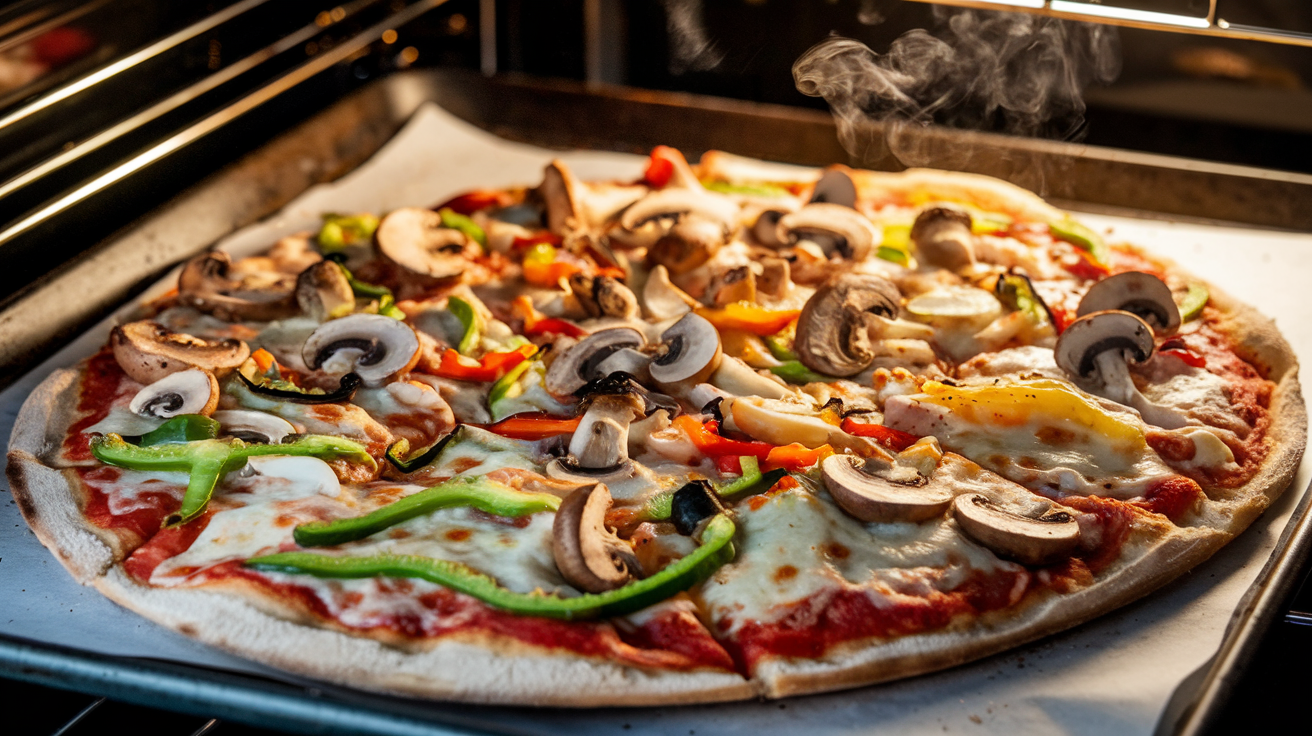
6, 145, 1305, 706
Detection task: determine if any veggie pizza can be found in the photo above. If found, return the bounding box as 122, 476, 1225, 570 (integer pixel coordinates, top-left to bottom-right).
6, 146, 1304, 705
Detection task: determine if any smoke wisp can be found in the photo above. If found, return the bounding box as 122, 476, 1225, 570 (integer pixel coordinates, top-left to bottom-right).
794, 9, 1120, 172
663, 0, 724, 74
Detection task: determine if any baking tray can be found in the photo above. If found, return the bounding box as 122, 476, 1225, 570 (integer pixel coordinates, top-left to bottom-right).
2, 68, 1311, 736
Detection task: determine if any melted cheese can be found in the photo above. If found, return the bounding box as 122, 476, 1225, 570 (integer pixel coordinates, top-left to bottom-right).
884, 379, 1174, 498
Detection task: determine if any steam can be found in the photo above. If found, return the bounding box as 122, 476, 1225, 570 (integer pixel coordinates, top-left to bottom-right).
663, 0, 723, 74
794, 9, 1120, 176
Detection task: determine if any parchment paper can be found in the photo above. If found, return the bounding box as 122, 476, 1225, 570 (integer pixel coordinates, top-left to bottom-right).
2, 104, 1310, 735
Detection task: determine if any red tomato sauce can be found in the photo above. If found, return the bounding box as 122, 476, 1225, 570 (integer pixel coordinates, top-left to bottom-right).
62, 349, 131, 461
78, 466, 182, 541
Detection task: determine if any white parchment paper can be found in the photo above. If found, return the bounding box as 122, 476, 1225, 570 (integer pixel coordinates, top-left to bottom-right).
2, 104, 1310, 735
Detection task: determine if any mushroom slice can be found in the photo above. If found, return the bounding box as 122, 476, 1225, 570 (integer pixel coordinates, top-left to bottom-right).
710, 356, 792, 400
776, 204, 878, 261
541, 160, 588, 234
619, 188, 739, 232
178, 251, 298, 322
910, 206, 975, 271
808, 167, 858, 208
129, 369, 219, 419
751, 208, 790, 248
375, 207, 470, 280
1076, 271, 1181, 334
544, 328, 647, 397
593, 348, 652, 383
545, 458, 637, 485
296, 260, 355, 322
648, 217, 725, 274
650, 313, 723, 385
707, 266, 756, 307
726, 397, 834, 449
757, 258, 791, 299
212, 409, 296, 444
643, 264, 698, 320
569, 273, 639, 320
111, 320, 250, 385
552, 483, 641, 593
793, 274, 902, 377
821, 454, 951, 523
952, 494, 1080, 566
568, 392, 646, 469
301, 314, 421, 387
1055, 310, 1188, 429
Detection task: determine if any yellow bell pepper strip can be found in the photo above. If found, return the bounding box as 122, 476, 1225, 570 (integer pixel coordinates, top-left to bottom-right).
521, 242, 581, 287
438, 208, 487, 252
1178, 283, 1209, 322
317, 213, 378, 252
510, 295, 587, 338
431, 344, 536, 383
138, 414, 220, 446
446, 296, 482, 355
91, 433, 374, 527
1050, 217, 1110, 267
293, 476, 560, 547
695, 303, 801, 336
878, 224, 912, 265
769, 361, 834, 385
384, 429, 460, 474
248, 514, 736, 621
481, 412, 581, 440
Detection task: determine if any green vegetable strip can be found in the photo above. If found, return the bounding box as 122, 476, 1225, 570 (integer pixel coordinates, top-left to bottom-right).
876, 245, 909, 266
139, 415, 220, 446
1179, 283, 1209, 322
293, 477, 560, 547
438, 208, 487, 251
1049, 217, 1109, 266
770, 361, 833, 385
702, 180, 790, 198
763, 335, 798, 363
447, 296, 481, 355
645, 457, 782, 520
487, 355, 536, 414
92, 433, 375, 528
250, 515, 736, 620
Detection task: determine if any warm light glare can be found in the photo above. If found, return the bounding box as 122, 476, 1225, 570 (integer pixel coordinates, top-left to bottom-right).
400, 46, 419, 64
382, 29, 398, 44
973, 0, 1045, 8
1049, 1, 1211, 28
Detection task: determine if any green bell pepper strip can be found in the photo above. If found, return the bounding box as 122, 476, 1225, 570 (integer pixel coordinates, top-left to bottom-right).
384, 429, 459, 474
995, 273, 1051, 327
438, 208, 487, 251
1049, 217, 1109, 266
487, 355, 538, 417
325, 258, 405, 320
702, 180, 790, 198
91, 433, 375, 527
292, 476, 560, 547
249, 514, 736, 620
446, 296, 482, 355
1178, 283, 1209, 322
769, 361, 834, 385
876, 245, 909, 266
138, 415, 220, 446
317, 213, 379, 252
763, 335, 798, 362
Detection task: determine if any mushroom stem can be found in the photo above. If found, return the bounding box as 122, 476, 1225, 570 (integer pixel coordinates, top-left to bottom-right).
569, 394, 644, 468
1091, 351, 1189, 430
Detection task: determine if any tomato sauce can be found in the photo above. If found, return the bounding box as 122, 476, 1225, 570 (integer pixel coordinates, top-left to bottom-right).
62, 349, 131, 461
78, 466, 182, 541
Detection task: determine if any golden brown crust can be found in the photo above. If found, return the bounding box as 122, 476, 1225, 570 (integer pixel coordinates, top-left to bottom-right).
6, 163, 1306, 707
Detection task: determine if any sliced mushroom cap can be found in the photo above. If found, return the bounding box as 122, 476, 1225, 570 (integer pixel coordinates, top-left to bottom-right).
128, 369, 219, 419
648, 217, 725, 274
821, 454, 952, 523
619, 188, 740, 232
178, 251, 298, 322
301, 313, 421, 387
375, 207, 470, 280
1054, 310, 1154, 385
793, 274, 902, 377
808, 167, 858, 208
296, 260, 355, 322
212, 409, 297, 444
910, 206, 974, 271
707, 266, 756, 307
111, 320, 250, 385
552, 483, 641, 593
568, 392, 646, 469
545, 457, 637, 485
649, 313, 723, 385
776, 204, 878, 261
544, 327, 647, 396
710, 356, 792, 400
952, 494, 1080, 566
1077, 271, 1181, 333
757, 257, 791, 299
751, 208, 790, 248
593, 348, 652, 383
643, 264, 698, 320
541, 160, 587, 234
727, 397, 835, 448
569, 273, 639, 320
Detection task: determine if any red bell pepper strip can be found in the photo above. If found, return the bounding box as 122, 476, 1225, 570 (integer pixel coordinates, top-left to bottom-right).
840, 418, 920, 452
674, 416, 775, 460
511, 296, 587, 338
434, 189, 512, 215
432, 345, 536, 383
1064, 252, 1110, 281
1160, 348, 1207, 369
764, 443, 832, 472
482, 413, 582, 440
643, 146, 679, 188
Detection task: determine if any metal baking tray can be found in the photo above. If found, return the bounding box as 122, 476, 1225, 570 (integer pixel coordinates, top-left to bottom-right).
2, 67, 1310, 736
